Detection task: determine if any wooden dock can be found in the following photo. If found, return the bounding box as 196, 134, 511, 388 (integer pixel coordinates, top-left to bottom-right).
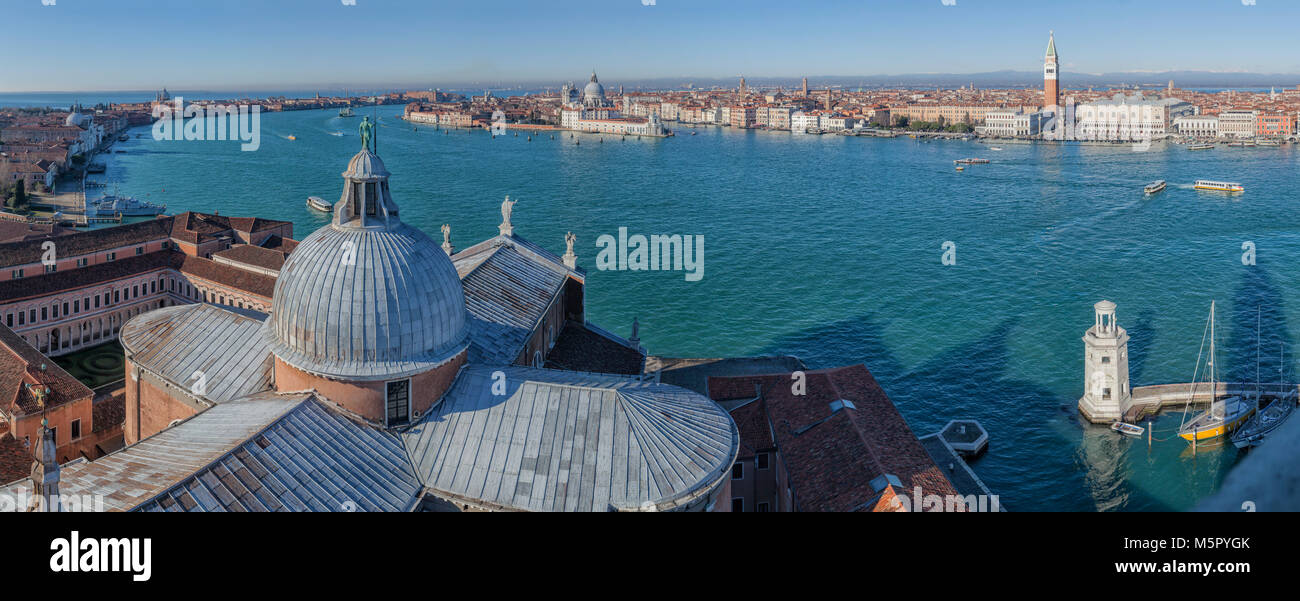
1123, 381, 1299, 422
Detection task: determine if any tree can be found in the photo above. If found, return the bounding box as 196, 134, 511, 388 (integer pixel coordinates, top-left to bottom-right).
894, 116, 910, 128
13, 180, 26, 210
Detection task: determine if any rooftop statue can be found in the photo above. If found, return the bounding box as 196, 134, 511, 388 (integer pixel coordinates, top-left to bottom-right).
359, 116, 375, 153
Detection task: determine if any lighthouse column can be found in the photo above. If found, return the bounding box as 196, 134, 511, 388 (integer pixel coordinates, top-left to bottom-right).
1078, 300, 1132, 423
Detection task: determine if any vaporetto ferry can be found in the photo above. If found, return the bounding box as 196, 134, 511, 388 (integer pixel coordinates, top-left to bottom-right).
1194, 180, 1244, 192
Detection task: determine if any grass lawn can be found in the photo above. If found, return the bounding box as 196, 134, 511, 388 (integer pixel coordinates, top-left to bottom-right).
53, 342, 126, 389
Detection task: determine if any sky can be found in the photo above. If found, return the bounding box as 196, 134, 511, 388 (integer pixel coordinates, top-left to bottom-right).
1, 0, 1298, 92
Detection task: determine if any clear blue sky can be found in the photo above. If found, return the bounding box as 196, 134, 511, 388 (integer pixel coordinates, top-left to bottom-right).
2, 0, 1298, 92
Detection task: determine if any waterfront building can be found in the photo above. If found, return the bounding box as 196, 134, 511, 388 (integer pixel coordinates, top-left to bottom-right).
978, 109, 1047, 137
1174, 114, 1219, 138
728, 106, 756, 129
1218, 109, 1258, 138
1078, 300, 1131, 423
557, 72, 666, 136
790, 111, 820, 133
1256, 112, 1296, 137
1044, 31, 1060, 110
889, 103, 1004, 125
1074, 93, 1193, 141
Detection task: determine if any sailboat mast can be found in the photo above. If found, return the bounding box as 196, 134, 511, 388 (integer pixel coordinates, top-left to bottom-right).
1210, 300, 1216, 409
1256, 306, 1261, 411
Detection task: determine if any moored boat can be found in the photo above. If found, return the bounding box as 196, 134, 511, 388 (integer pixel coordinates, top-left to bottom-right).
1231, 312, 1297, 448
1187, 143, 1214, 150
306, 196, 333, 212
1194, 179, 1244, 192
1111, 421, 1144, 437
1143, 180, 1166, 195
90, 192, 165, 217
1178, 301, 1257, 444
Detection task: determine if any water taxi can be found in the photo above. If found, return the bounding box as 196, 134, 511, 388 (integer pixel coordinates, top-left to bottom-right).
953, 158, 990, 164
1227, 141, 1256, 148
287, 134, 298, 141
1111, 422, 1144, 437
1187, 143, 1214, 150
339, 107, 355, 118
306, 196, 333, 212
1194, 180, 1243, 192
1178, 301, 1257, 444
955, 166, 964, 171
1143, 180, 1166, 195
989, 146, 1004, 151
1257, 139, 1282, 147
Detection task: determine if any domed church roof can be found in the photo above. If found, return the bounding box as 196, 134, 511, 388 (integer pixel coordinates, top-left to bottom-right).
265, 149, 469, 381
583, 71, 605, 102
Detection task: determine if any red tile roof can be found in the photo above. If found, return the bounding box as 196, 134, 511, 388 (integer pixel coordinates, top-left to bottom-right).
0, 433, 31, 487
0, 322, 93, 417
710, 364, 959, 512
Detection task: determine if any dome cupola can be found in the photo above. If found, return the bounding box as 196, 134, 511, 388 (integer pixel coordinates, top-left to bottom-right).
266, 130, 470, 425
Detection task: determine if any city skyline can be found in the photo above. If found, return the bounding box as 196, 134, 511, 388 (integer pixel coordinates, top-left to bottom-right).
3, 0, 1300, 93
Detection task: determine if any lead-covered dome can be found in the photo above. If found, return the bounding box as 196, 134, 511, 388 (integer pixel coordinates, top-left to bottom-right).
265, 149, 469, 381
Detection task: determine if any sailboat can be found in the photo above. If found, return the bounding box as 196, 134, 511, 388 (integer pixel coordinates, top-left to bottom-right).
1231, 309, 1297, 448
1178, 301, 1256, 444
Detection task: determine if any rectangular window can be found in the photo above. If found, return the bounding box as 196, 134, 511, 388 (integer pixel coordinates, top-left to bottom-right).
76, 258, 87, 267
70, 419, 81, 440
1101, 356, 1111, 364
74, 300, 79, 313
49, 427, 57, 445
135, 246, 143, 256
45, 264, 56, 273
94, 296, 100, 309
731, 462, 744, 480
757, 502, 770, 512
114, 291, 119, 303
17, 312, 24, 326
731, 498, 744, 512
41, 307, 47, 321
106, 252, 115, 261
756, 452, 770, 470
161, 241, 170, 250
62, 302, 68, 316
4, 314, 10, 327
11, 269, 22, 279
386, 379, 410, 426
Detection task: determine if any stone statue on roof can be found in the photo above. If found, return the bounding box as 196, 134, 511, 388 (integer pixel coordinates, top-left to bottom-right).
499, 196, 516, 236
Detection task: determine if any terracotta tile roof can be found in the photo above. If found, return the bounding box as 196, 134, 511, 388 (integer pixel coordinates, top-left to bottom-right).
0, 250, 182, 303
92, 393, 124, 434
178, 254, 276, 299
0, 216, 174, 268
259, 234, 298, 253
543, 321, 644, 375
0, 433, 31, 487
170, 212, 290, 245
708, 365, 959, 512
0, 322, 93, 417
212, 244, 287, 272
728, 399, 774, 458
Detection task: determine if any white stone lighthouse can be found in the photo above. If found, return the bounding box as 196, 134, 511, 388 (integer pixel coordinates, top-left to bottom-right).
1078, 300, 1131, 423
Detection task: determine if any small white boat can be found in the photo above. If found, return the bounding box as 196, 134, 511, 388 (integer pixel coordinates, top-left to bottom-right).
306, 196, 333, 212
989, 146, 1004, 151
1188, 143, 1214, 151
1111, 422, 1144, 437
953, 158, 990, 164
1143, 180, 1167, 195
328, 131, 344, 137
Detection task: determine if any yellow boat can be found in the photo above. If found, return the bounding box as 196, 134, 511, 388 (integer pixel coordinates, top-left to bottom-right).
1177, 301, 1257, 443
288, 135, 297, 141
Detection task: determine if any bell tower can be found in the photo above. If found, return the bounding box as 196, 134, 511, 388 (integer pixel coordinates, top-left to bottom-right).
1044, 31, 1060, 110
1078, 300, 1131, 423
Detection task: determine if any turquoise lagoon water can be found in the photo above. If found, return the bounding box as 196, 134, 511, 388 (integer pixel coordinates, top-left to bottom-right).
94, 106, 1300, 511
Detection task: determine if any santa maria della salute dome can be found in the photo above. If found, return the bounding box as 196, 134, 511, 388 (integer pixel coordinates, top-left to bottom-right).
5, 138, 744, 513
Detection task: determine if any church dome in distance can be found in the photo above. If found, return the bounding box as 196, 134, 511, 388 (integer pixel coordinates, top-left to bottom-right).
266, 147, 469, 381
583, 72, 605, 103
